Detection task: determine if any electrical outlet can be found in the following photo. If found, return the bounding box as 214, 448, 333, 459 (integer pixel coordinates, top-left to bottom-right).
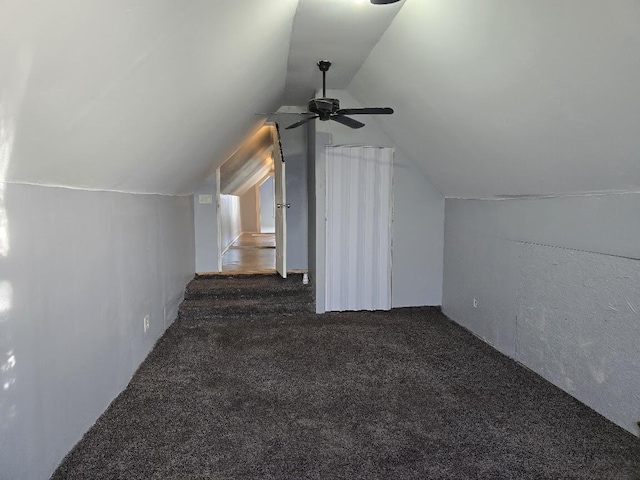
473, 298, 478, 308
143, 315, 150, 333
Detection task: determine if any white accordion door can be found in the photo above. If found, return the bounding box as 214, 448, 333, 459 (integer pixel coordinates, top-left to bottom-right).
325, 146, 393, 311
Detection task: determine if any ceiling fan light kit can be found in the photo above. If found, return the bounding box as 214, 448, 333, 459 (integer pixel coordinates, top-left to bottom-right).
285, 61, 394, 130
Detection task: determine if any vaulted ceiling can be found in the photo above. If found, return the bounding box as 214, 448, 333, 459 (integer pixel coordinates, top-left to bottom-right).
283, 0, 405, 105
1, 0, 298, 195
348, 0, 640, 198
219, 126, 274, 197
2, 0, 639, 198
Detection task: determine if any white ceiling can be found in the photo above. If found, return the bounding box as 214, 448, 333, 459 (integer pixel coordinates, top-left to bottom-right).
283, 0, 406, 105
1, 0, 297, 195
349, 0, 640, 198
3, 0, 640, 198
220, 126, 274, 196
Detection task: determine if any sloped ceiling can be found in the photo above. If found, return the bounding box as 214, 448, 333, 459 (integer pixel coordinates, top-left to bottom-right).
220, 126, 274, 196
1, 0, 297, 195
349, 0, 640, 198
283, 0, 405, 105
6, 0, 638, 199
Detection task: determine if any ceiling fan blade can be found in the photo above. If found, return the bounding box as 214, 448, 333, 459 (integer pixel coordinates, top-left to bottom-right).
331, 115, 365, 129
285, 116, 319, 130
335, 107, 394, 116
255, 112, 311, 116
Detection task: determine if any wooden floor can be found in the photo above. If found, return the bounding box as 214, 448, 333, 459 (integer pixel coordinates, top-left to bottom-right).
221, 233, 276, 273
231, 233, 275, 248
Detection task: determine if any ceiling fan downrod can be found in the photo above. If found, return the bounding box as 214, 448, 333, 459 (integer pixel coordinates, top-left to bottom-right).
318, 60, 331, 98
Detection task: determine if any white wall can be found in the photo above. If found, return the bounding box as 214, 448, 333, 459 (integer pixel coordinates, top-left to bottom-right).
220, 194, 241, 252
312, 90, 444, 312
0, 183, 195, 479
240, 186, 259, 233
442, 193, 640, 436
259, 177, 276, 233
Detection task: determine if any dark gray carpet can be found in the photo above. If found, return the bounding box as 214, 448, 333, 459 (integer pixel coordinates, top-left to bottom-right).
52, 274, 640, 479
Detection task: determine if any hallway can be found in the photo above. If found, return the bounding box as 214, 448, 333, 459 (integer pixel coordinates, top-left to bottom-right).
221, 232, 276, 273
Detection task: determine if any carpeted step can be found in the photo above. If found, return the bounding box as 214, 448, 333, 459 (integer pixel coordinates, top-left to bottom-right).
185, 273, 312, 301
178, 273, 315, 326
178, 294, 314, 321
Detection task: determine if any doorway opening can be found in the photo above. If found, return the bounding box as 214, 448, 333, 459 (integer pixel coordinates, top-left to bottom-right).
221, 173, 276, 274
216, 123, 286, 275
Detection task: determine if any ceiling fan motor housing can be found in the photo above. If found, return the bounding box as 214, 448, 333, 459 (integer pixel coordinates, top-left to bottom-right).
283, 60, 393, 130
308, 98, 340, 121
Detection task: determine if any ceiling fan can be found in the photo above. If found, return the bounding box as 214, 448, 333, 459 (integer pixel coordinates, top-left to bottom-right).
285, 61, 394, 130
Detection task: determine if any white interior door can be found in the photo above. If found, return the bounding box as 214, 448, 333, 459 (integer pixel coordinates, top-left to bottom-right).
325, 146, 393, 311
273, 125, 287, 278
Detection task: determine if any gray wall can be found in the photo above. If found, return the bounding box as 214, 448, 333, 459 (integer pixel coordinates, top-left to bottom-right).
442, 193, 640, 436
0, 183, 195, 479
312, 90, 445, 312
307, 120, 317, 289
311, 132, 331, 310
194, 175, 219, 273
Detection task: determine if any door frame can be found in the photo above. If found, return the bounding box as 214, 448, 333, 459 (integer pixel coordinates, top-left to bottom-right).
215, 123, 286, 275
269, 122, 287, 278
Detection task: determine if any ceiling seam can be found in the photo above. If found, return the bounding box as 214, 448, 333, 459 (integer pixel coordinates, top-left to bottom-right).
446, 191, 640, 201
1, 180, 192, 197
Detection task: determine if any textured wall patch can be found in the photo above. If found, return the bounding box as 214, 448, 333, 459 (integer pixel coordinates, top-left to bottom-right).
516, 243, 640, 433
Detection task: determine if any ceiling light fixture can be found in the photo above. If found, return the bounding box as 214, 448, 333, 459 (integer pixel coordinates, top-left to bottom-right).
371, 0, 401, 4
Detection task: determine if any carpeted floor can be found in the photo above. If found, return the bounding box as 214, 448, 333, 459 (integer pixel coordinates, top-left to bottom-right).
51, 275, 640, 479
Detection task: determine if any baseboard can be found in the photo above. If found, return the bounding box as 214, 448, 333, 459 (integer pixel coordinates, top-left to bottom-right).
221, 231, 243, 256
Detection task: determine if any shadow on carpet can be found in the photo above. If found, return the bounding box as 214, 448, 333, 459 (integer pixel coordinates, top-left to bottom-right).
51, 307, 640, 479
